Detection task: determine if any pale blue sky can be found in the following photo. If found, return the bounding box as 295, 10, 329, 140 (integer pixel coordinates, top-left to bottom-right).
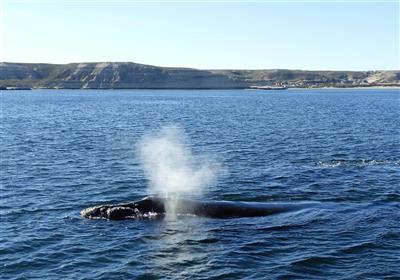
1, 0, 399, 70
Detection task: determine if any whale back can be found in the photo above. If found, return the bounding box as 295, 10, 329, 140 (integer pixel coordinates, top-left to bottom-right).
174, 199, 313, 218
81, 197, 317, 220
133, 196, 165, 214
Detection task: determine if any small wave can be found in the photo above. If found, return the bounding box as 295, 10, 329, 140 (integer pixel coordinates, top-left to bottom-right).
259, 223, 309, 231
381, 193, 400, 202
379, 231, 400, 240
290, 255, 337, 267
2, 207, 73, 216
62, 215, 81, 221
337, 241, 378, 254
315, 159, 400, 168
183, 238, 219, 245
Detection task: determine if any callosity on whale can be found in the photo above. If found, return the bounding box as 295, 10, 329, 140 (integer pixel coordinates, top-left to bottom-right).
81, 196, 317, 220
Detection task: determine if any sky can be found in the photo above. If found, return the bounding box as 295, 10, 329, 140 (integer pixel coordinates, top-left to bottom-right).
0, 0, 399, 70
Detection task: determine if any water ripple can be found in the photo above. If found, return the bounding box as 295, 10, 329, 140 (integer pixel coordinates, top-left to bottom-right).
1, 89, 399, 279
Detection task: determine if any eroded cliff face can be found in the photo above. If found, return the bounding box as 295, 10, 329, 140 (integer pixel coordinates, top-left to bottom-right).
0, 62, 398, 89
0, 62, 243, 89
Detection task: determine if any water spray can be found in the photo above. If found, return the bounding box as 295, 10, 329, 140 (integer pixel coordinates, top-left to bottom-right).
136, 125, 221, 217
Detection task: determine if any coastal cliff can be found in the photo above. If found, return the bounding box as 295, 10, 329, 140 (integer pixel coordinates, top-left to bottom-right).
0, 62, 398, 89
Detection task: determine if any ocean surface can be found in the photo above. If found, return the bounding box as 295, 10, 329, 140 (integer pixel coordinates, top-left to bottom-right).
1, 89, 399, 279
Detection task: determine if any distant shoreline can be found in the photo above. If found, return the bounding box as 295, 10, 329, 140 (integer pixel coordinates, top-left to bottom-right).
2, 86, 399, 91
1, 62, 399, 90
286, 86, 400, 90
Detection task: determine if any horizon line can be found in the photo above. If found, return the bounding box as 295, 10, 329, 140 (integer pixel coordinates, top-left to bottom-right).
5, 0, 399, 3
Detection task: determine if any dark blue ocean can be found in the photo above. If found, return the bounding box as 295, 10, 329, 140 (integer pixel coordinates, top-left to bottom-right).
1, 89, 399, 279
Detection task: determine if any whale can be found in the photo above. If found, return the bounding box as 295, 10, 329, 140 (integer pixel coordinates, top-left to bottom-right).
81, 196, 317, 220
